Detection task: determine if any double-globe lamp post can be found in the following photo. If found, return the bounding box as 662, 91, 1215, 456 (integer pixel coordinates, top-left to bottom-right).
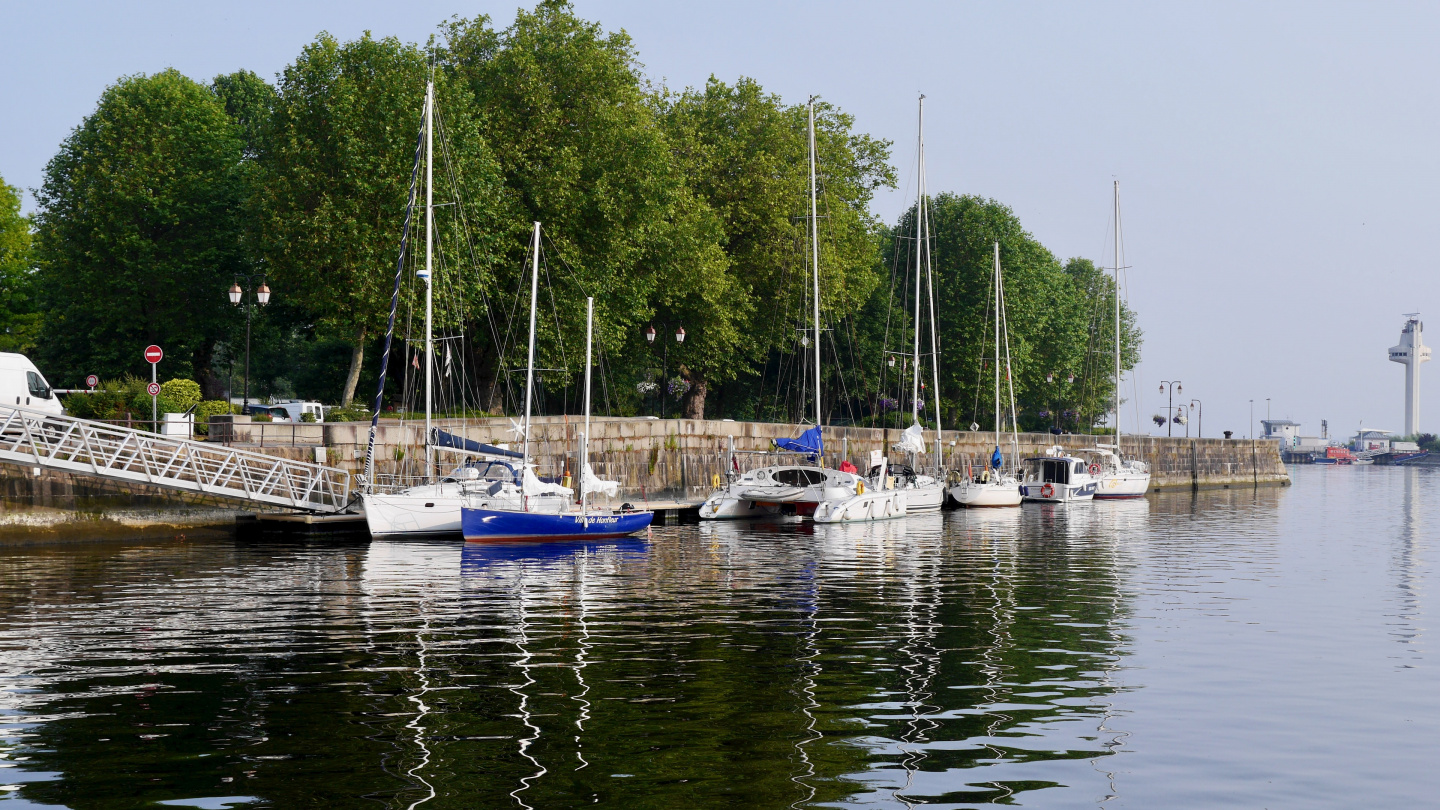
1158, 380, 1182, 437
228, 276, 271, 409
644, 323, 685, 419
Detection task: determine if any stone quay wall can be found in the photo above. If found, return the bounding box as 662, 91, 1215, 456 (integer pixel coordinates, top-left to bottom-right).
229, 416, 1289, 502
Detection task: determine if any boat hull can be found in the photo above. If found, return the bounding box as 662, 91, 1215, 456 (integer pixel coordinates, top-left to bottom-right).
901, 479, 946, 512
461, 507, 654, 542
812, 490, 908, 523
361, 491, 465, 537
1093, 472, 1151, 499
948, 480, 1022, 507
1019, 482, 1097, 503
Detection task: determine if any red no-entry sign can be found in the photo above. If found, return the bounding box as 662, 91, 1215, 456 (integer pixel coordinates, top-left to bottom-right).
147, 382, 160, 397
144, 345, 163, 364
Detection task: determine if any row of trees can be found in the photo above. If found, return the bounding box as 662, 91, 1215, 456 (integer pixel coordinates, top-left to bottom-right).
6, 0, 1139, 432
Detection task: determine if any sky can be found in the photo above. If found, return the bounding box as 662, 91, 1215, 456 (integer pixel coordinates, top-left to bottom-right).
3, 0, 1436, 440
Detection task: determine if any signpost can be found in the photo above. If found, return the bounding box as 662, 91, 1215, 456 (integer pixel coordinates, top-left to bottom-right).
144, 345, 163, 428
85, 375, 98, 390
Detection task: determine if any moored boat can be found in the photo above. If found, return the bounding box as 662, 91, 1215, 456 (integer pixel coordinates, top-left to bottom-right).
1020, 449, 1100, 503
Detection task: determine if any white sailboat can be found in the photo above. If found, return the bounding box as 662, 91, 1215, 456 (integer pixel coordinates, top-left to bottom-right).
884, 94, 946, 512
950, 242, 1022, 507
360, 86, 563, 536
1091, 180, 1151, 500
700, 96, 879, 521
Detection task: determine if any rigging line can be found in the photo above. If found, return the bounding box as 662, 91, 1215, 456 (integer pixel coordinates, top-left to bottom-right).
432, 102, 506, 389
363, 113, 426, 486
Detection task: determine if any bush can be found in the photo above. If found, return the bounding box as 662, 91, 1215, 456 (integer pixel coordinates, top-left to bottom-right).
252, 413, 272, 423
325, 405, 370, 422
194, 400, 236, 436
300, 412, 317, 423
158, 379, 202, 415
61, 376, 149, 422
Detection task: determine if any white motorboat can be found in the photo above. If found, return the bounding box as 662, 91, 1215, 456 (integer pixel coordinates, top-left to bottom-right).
1096, 180, 1151, 500
1084, 445, 1151, 500
949, 241, 1022, 509
1019, 449, 1100, 503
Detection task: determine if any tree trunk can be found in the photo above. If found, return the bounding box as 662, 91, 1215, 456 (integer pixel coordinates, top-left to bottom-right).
341, 328, 366, 406
193, 343, 225, 400
683, 376, 707, 420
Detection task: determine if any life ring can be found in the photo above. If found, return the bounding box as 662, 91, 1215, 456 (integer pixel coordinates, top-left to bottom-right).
856, 479, 865, 495
1088, 464, 1100, 476
712, 473, 721, 488
1041, 483, 1055, 499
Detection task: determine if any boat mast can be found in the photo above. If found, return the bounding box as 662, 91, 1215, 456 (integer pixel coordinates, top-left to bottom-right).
808, 98, 823, 438
522, 221, 541, 508
921, 97, 943, 462
911, 96, 924, 430
581, 296, 593, 519
422, 80, 435, 482
994, 242, 1001, 450
1113, 180, 1122, 451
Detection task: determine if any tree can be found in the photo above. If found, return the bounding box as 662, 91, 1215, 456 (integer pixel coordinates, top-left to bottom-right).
257, 32, 505, 407
870, 194, 1140, 433
658, 77, 894, 420
0, 176, 40, 353
32, 69, 245, 391
442, 3, 732, 418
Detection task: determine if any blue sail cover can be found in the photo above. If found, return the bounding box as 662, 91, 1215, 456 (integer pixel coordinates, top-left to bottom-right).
991, 446, 1003, 469
774, 426, 824, 460
431, 428, 523, 459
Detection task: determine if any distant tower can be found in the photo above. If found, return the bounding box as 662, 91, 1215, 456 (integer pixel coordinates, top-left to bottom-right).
1389, 314, 1431, 436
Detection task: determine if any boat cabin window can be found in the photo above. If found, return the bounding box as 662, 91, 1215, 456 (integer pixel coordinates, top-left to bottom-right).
1074, 461, 1086, 476
773, 468, 824, 487
469, 461, 520, 485
25, 371, 50, 400
1035, 459, 1070, 484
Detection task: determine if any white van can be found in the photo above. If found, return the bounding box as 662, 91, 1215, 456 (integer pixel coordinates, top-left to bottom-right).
0, 353, 62, 415
271, 400, 324, 423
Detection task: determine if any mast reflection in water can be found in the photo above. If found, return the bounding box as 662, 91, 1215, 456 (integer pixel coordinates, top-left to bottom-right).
3, 468, 1440, 806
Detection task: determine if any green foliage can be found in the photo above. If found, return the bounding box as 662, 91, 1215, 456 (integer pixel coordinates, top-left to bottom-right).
158, 378, 202, 414
30, 3, 1139, 430
0, 176, 40, 353
32, 69, 246, 392
193, 399, 237, 435
324, 404, 371, 422
59, 376, 154, 421
655, 78, 893, 415
866, 194, 1141, 432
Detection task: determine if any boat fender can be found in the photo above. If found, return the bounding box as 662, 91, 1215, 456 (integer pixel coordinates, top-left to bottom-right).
856, 480, 865, 495
1041, 483, 1055, 498
1089, 464, 1100, 475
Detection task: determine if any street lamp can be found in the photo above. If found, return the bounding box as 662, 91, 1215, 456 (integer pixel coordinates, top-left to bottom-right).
644, 323, 684, 419
1189, 398, 1203, 438
230, 275, 271, 409
1158, 380, 1182, 437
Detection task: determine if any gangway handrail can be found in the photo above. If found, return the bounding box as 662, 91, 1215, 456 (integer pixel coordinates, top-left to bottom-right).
0, 405, 350, 512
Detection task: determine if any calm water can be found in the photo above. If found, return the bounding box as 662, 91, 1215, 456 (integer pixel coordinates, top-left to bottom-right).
0, 465, 1433, 808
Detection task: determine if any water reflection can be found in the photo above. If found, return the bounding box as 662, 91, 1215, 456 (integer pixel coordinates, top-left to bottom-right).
0, 473, 1434, 806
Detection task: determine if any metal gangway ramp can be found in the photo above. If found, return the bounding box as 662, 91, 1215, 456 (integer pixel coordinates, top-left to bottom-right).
0, 405, 351, 512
